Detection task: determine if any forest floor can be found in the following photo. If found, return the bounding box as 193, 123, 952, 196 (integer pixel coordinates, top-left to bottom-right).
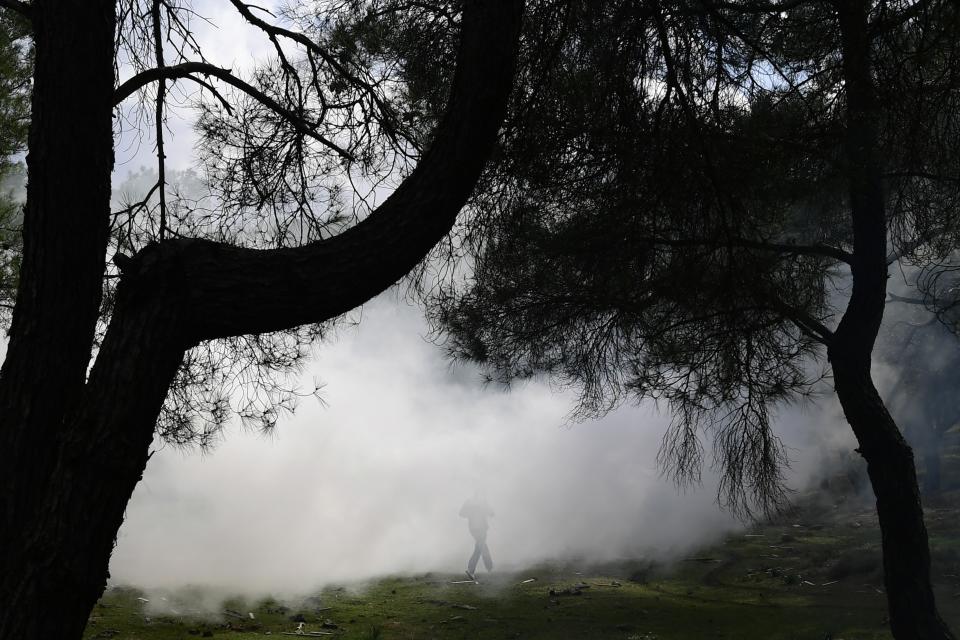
84, 487, 960, 640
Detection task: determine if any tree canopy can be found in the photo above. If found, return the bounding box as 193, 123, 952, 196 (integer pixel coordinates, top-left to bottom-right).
369, 0, 960, 505
361, 1, 960, 637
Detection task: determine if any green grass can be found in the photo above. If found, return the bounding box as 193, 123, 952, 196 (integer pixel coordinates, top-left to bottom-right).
84, 494, 960, 640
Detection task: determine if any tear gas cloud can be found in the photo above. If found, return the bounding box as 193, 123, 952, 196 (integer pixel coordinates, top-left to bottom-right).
109, 296, 852, 597
0, 0, 941, 610
104, 0, 872, 600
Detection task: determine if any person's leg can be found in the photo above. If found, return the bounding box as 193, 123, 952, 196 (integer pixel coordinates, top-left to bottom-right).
481, 541, 493, 572
468, 539, 482, 576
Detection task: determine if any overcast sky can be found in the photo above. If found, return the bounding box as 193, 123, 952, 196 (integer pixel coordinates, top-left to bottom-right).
102, 1, 860, 597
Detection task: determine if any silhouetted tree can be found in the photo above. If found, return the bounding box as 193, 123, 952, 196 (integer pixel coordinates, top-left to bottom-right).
371, 1, 960, 637
0, 1, 521, 638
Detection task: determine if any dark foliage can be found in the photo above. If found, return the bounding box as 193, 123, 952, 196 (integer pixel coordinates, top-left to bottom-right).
0, 9, 30, 318
363, 0, 960, 521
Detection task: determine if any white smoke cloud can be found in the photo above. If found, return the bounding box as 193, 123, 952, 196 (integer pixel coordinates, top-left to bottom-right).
99, 0, 868, 599
109, 295, 842, 596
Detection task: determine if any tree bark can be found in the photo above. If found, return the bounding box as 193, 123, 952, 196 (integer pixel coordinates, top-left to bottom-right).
831, 359, 953, 639
833, 2, 954, 638
0, 1, 117, 637
0, 1, 522, 638
0, 303, 186, 639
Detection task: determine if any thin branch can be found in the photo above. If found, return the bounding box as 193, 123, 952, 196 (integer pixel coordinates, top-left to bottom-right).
114, 62, 356, 161
639, 235, 854, 264
181, 75, 234, 114
225, 0, 362, 89
767, 297, 835, 345
152, 0, 168, 241
652, 8, 739, 224
699, 0, 821, 117
111, 180, 161, 220
886, 224, 950, 264
243, 3, 276, 18
870, 0, 934, 33
225, 0, 401, 145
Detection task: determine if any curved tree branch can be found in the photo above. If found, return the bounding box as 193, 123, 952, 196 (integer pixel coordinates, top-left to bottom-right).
111, 1, 523, 344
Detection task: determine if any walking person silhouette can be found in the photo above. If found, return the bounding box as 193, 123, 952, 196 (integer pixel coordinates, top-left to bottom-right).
460, 492, 494, 581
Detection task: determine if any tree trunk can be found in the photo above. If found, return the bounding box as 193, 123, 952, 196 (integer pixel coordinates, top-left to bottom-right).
833, 2, 954, 638
0, 2, 522, 638
0, 300, 190, 638
831, 357, 953, 639
0, 1, 118, 636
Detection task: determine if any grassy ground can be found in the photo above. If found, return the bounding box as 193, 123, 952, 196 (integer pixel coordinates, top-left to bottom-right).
83, 491, 960, 640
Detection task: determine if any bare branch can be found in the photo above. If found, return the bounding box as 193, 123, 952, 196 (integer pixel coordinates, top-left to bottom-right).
225, 0, 402, 144
769, 298, 835, 345
151, 0, 168, 241
181, 75, 233, 114
114, 62, 356, 161
886, 224, 951, 265
111, 180, 161, 221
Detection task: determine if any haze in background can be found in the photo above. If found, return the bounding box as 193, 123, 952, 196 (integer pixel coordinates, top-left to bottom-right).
103, 0, 864, 600
109, 295, 853, 597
